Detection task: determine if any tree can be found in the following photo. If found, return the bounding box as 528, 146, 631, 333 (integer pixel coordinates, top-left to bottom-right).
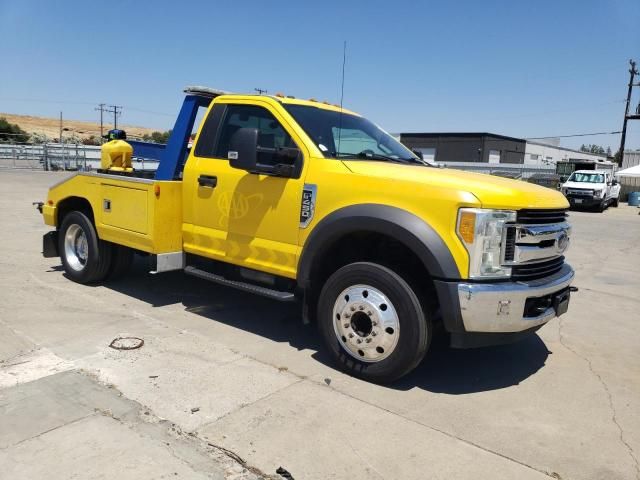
606, 146, 612, 156
142, 130, 172, 144
0, 117, 29, 143
82, 135, 101, 146
613, 149, 623, 166
580, 144, 606, 154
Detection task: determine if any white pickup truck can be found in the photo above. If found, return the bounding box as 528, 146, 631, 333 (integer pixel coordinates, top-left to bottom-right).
561, 170, 620, 212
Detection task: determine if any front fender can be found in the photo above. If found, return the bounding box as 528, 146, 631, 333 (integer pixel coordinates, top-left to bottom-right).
297, 203, 461, 288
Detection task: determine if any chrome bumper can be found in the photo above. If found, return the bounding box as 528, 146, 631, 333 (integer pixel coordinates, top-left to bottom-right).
457, 264, 574, 333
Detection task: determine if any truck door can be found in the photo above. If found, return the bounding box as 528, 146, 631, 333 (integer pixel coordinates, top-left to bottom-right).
183, 101, 306, 279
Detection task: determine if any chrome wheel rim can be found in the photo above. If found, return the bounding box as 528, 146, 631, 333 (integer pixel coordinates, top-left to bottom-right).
332, 284, 400, 363
64, 224, 88, 272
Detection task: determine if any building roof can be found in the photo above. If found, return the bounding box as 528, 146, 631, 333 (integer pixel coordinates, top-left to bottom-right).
399, 132, 525, 143
525, 140, 608, 159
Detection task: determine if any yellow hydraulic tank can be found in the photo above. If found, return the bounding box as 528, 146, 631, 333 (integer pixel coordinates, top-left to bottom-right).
101, 140, 133, 172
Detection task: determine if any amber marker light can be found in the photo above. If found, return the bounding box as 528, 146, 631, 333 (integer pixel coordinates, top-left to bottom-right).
458, 211, 476, 244
154, 185, 160, 197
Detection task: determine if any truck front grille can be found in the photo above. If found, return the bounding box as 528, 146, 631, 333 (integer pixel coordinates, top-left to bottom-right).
504, 209, 570, 281
512, 256, 565, 281
516, 208, 568, 224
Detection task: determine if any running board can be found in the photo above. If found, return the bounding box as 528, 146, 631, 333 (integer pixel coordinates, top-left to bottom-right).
184, 266, 296, 302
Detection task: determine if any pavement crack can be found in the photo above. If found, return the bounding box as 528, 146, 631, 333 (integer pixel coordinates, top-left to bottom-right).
0, 413, 94, 450
197, 347, 555, 477
558, 317, 640, 479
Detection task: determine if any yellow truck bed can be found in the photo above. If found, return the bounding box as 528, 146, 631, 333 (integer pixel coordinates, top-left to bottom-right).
44, 172, 183, 254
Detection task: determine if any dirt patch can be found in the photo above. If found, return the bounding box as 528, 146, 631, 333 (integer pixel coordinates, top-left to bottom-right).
0, 112, 158, 141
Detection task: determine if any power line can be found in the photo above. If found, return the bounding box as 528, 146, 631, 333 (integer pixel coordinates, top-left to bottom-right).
0, 97, 173, 118
526, 131, 622, 140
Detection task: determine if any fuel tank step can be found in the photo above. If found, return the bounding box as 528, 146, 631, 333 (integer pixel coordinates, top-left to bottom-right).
184, 266, 296, 302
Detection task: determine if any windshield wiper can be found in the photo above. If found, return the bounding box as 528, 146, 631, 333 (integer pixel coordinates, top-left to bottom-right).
337, 151, 422, 164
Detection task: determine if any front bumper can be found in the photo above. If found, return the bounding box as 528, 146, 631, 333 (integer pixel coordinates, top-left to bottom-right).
433, 264, 574, 347
566, 195, 601, 207
456, 264, 574, 333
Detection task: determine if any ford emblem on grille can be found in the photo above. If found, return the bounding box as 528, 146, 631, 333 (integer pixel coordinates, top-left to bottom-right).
557, 232, 570, 253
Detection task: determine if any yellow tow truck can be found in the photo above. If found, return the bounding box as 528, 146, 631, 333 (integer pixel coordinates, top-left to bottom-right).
39, 86, 575, 382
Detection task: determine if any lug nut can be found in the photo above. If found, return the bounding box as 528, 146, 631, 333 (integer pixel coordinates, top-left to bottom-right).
358, 305, 364, 310
371, 331, 377, 336
367, 310, 373, 316
343, 323, 350, 329
344, 312, 351, 318
372, 321, 377, 326
350, 306, 356, 312
356, 338, 363, 344
348, 333, 354, 338
365, 338, 372, 343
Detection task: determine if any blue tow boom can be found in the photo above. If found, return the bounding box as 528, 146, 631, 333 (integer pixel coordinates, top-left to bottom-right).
128, 86, 229, 181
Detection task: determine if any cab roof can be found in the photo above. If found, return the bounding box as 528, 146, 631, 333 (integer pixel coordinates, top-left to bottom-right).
184, 85, 359, 116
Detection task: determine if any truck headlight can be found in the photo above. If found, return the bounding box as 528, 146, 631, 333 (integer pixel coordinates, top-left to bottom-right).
593, 188, 604, 197
456, 208, 516, 279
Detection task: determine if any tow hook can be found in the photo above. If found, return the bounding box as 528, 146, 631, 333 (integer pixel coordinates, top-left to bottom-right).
569, 286, 579, 293
33, 201, 44, 214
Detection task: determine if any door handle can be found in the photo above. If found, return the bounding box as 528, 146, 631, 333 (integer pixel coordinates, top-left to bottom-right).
198, 175, 218, 188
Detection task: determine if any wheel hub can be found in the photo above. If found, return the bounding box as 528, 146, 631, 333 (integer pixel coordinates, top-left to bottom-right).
64, 224, 88, 271
333, 284, 400, 363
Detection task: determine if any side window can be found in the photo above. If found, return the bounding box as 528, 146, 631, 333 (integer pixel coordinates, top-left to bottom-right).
194, 105, 225, 158
215, 104, 298, 165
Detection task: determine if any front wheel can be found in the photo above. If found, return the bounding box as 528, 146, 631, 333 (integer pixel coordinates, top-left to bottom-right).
59, 211, 113, 284
317, 262, 431, 383
613, 198, 619, 208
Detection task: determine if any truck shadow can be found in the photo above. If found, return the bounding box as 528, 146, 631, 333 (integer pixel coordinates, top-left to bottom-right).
99, 258, 550, 395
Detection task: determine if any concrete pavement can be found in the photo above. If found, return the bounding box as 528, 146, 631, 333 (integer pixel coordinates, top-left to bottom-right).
1, 169, 639, 479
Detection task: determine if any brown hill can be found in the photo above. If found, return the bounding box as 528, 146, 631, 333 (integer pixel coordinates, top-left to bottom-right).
0, 113, 160, 141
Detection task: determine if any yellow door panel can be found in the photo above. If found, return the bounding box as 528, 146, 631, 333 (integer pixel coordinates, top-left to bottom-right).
100, 184, 148, 234
183, 99, 310, 279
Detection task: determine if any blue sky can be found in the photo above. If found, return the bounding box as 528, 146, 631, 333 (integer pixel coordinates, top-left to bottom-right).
1, 0, 639, 151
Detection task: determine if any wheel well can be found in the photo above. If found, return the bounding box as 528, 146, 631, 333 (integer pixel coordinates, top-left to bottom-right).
307, 231, 439, 319
57, 197, 94, 226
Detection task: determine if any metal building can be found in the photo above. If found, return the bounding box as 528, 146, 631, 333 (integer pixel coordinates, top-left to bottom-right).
399, 132, 526, 164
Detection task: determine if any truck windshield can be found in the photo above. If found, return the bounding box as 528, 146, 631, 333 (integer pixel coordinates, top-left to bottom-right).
568, 172, 604, 183
284, 104, 424, 164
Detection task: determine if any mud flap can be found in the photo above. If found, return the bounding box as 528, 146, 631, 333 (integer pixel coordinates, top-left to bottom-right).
43, 231, 59, 258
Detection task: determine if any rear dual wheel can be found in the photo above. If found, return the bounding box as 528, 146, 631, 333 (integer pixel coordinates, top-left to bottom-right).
59, 211, 132, 284
318, 262, 431, 383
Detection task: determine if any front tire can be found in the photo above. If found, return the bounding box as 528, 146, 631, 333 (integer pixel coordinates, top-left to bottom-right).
613, 198, 619, 208
317, 262, 430, 383
59, 211, 113, 284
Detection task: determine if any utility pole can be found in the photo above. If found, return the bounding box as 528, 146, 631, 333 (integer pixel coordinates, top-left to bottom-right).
106, 105, 123, 129
618, 59, 639, 166
95, 103, 106, 141
59, 111, 63, 144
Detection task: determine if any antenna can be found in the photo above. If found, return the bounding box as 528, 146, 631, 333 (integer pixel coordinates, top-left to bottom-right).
337, 41, 347, 156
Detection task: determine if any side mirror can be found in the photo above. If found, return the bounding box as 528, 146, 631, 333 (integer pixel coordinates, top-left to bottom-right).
228, 127, 301, 178
228, 127, 259, 172
612, 179, 618, 186
412, 149, 424, 160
